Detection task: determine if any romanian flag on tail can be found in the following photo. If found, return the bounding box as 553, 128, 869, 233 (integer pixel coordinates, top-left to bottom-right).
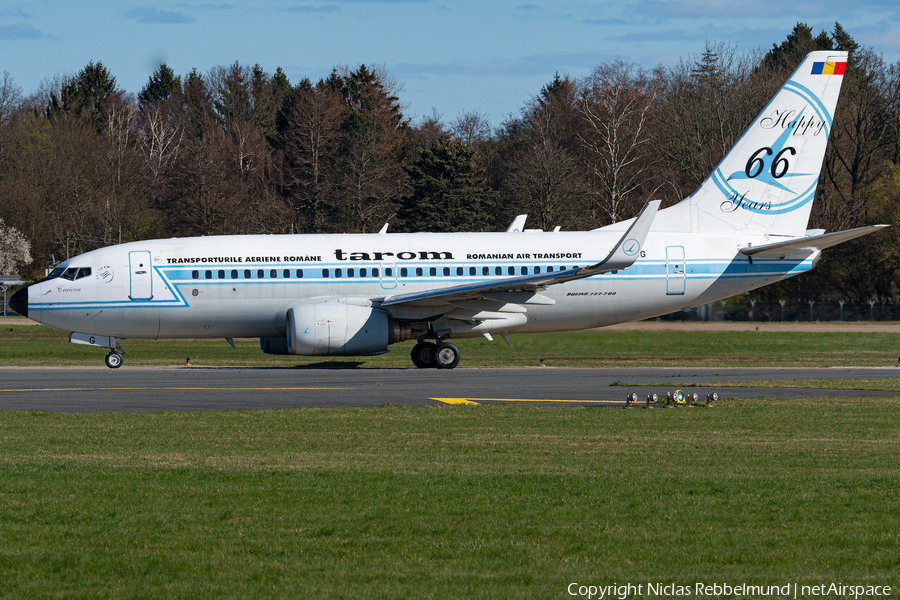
811, 61, 846, 75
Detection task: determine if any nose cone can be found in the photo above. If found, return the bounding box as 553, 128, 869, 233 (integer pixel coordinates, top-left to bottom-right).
8, 285, 28, 318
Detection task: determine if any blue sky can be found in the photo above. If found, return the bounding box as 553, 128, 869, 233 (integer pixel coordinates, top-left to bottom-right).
2, 0, 898, 127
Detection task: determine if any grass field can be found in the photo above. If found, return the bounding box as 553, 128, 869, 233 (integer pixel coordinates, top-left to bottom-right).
637, 378, 900, 391
1, 399, 899, 598
3, 320, 899, 597
2, 318, 900, 367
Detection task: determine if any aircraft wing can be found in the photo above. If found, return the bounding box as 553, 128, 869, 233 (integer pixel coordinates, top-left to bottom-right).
380, 201, 660, 308
740, 225, 888, 260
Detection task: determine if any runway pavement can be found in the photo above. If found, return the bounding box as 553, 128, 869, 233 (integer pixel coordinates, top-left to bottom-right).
1, 366, 898, 412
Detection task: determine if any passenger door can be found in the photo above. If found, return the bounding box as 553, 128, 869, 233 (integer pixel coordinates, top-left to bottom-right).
128, 251, 153, 300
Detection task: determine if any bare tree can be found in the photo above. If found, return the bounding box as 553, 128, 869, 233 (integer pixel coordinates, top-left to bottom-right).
655, 43, 774, 192
0, 71, 22, 126
817, 49, 900, 231
577, 59, 660, 224
284, 82, 344, 231
450, 109, 492, 147
415, 108, 448, 144
138, 101, 185, 182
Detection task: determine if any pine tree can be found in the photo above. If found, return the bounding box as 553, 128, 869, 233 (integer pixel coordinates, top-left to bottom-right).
139, 64, 180, 105
399, 138, 496, 232
47, 61, 119, 124
182, 68, 214, 138
765, 22, 833, 71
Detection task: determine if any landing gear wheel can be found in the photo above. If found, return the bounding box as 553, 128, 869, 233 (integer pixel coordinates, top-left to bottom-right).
410, 342, 437, 368
105, 351, 124, 369
433, 342, 460, 370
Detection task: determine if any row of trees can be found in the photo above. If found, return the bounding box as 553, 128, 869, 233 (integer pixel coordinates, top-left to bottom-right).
1, 23, 899, 302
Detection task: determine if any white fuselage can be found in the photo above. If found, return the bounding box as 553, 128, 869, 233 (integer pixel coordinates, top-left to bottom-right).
27, 226, 815, 341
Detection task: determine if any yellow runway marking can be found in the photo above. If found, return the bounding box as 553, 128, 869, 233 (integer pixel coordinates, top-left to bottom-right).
0, 387, 349, 393
431, 397, 625, 405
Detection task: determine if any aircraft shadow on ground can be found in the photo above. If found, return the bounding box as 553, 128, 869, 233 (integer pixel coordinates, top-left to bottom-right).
291, 361, 367, 369
178, 361, 375, 370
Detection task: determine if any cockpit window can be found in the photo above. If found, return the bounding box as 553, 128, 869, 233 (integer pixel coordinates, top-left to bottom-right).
58, 267, 92, 281
48, 267, 66, 279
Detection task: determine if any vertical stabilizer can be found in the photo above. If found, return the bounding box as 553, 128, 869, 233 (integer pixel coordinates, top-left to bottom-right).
676, 51, 848, 237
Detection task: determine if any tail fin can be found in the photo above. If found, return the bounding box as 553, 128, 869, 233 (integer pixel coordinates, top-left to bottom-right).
677, 51, 848, 237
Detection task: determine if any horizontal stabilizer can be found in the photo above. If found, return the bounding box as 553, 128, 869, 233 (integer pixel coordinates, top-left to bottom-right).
740, 225, 889, 259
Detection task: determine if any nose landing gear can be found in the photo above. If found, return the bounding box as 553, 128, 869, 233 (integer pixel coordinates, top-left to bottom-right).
105, 350, 124, 369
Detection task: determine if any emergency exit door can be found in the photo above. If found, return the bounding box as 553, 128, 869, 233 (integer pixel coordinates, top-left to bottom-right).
666, 246, 685, 295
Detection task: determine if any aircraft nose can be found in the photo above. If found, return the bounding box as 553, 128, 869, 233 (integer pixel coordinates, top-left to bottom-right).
8, 285, 28, 318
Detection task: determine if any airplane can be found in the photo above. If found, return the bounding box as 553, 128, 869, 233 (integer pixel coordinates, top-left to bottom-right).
9, 50, 887, 369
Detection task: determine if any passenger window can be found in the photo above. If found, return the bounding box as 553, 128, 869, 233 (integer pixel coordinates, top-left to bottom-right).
534, 266, 541, 274
445, 267, 452, 276
231, 269, 238, 279
429, 267, 436, 277
495, 266, 502, 276
456, 267, 463, 276
373, 268, 380, 277
347, 268, 354, 278
257, 269, 264, 279
322, 269, 329, 278
205, 270, 212, 279
482, 266, 489, 276
335, 268, 342, 278
547, 266, 554, 272
192, 270, 199, 280
469, 267, 476, 276
415, 267, 423, 277
296, 269, 303, 278
521, 267, 528, 275
283, 269, 290, 278
360, 268, 367, 277
244, 269, 251, 279
400, 268, 407, 277
218, 270, 225, 279
508, 266, 515, 275
270, 269, 277, 278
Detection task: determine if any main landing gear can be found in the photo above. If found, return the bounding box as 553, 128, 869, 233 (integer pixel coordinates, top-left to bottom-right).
410, 340, 460, 369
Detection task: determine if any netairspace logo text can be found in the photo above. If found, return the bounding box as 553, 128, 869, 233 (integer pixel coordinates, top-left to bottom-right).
567, 582, 892, 599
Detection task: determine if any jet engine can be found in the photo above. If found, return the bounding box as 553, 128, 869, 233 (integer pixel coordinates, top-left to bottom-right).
285, 301, 410, 356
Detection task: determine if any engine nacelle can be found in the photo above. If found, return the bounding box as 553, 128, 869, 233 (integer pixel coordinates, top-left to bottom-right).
286, 302, 407, 356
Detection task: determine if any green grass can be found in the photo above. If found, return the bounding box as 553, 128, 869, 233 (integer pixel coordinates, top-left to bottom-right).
2, 318, 900, 367
3, 319, 899, 596
0, 399, 898, 598
633, 378, 900, 391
